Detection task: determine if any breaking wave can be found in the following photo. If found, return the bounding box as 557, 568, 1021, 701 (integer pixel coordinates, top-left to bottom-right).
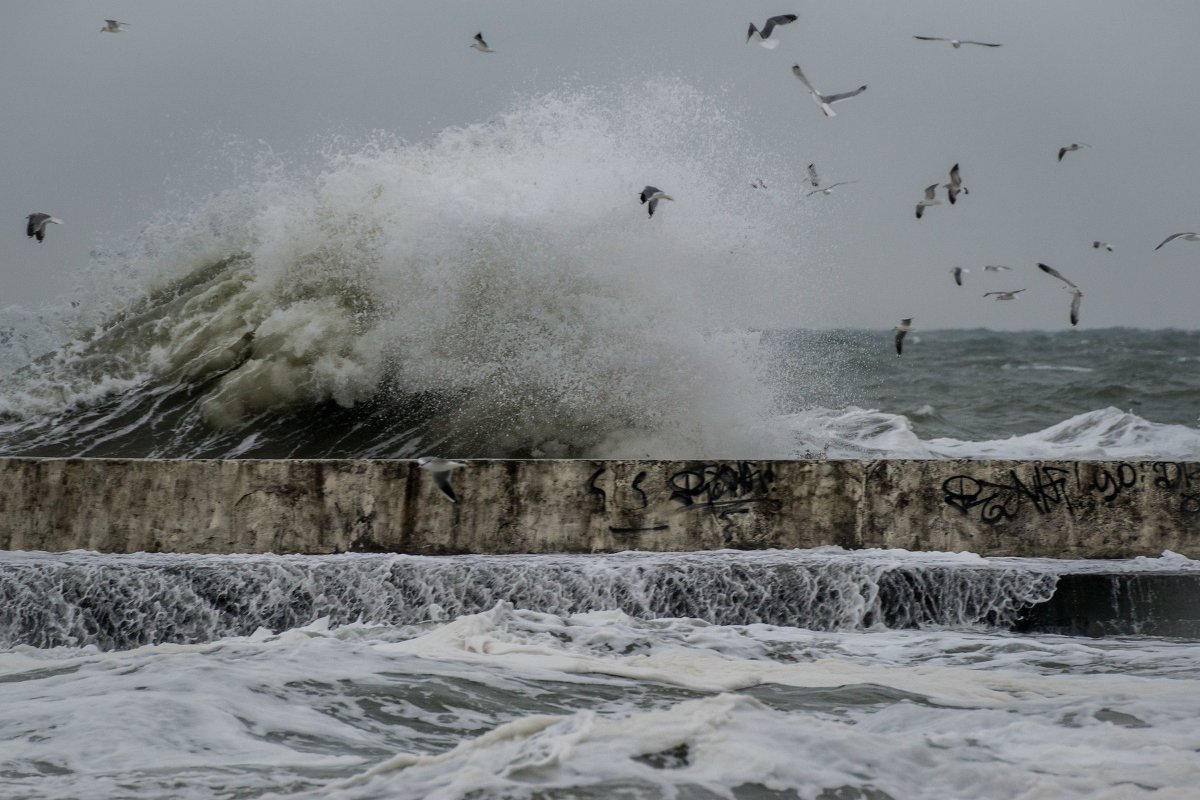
0, 80, 820, 459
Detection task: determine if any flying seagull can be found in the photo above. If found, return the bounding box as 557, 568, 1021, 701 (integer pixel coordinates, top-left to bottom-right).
1093, 241, 1113, 252
25, 213, 63, 242
894, 318, 915, 356
951, 267, 967, 286
984, 289, 1026, 301
750, 179, 767, 189
101, 20, 130, 33
894, 318, 914, 356
418, 457, 468, 503
807, 181, 855, 197
747, 14, 798, 48
807, 163, 821, 188
1058, 143, 1091, 162
1037, 263, 1083, 326
470, 32, 494, 53
1154, 232, 1200, 250
913, 36, 1002, 48
639, 186, 674, 218
944, 163, 968, 204
983, 265, 1013, 272
915, 183, 941, 219
791, 64, 867, 118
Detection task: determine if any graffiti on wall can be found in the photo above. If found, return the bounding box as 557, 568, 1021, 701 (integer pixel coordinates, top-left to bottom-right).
942, 462, 1200, 524
586, 462, 781, 541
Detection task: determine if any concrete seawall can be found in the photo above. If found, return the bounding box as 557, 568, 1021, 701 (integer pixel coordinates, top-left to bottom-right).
1, 458, 1198, 557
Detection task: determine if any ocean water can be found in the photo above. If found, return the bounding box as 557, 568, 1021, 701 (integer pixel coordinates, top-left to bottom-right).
3, 83, 1200, 799
3, 549, 1200, 800
2, 83, 1198, 463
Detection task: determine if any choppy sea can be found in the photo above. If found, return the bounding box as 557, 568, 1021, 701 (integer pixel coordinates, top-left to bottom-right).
2, 83, 1199, 798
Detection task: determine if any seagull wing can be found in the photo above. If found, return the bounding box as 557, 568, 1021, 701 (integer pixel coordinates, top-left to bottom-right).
648, 197, 658, 217
761, 14, 798, 38
923, 183, 938, 201
1037, 262, 1078, 289
822, 85, 867, 104
432, 471, 458, 503
895, 329, 907, 356
948, 163, 962, 186
962, 40, 1001, 47
792, 65, 839, 116
913, 36, 949, 42
1155, 232, 1196, 250
1069, 290, 1083, 326
791, 64, 820, 94
768, 14, 796, 31
952, 267, 963, 286
639, 186, 659, 204
807, 163, 819, 187
1057, 147, 1068, 162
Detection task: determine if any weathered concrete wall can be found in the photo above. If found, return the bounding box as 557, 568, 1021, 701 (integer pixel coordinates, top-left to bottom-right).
1, 458, 1198, 557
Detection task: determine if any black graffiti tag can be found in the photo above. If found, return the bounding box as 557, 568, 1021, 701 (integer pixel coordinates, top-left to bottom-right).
669, 462, 775, 508
1090, 463, 1138, 502
1151, 462, 1200, 516
942, 467, 1073, 525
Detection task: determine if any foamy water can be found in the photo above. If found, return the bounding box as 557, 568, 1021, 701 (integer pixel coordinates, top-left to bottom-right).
3, 82, 1194, 461
0, 81, 818, 460
3, 550, 1199, 800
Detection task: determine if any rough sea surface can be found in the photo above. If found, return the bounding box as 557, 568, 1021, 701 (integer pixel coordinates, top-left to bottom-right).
3, 83, 1200, 799
1, 84, 1198, 463
3, 549, 1200, 800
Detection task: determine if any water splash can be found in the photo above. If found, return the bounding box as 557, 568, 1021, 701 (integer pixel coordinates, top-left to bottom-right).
0, 80, 818, 458
0, 550, 1062, 649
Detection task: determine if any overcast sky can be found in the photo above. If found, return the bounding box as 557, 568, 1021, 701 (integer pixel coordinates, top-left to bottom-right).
3, 1, 1199, 330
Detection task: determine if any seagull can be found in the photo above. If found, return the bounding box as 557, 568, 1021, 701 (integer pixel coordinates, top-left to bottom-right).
915, 184, 941, 219
791, 64, 867, 118
418, 457, 468, 503
984, 289, 1026, 301
894, 318, 914, 356
1057, 143, 1091, 162
470, 32, 494, 53
1037, 263, 1083, 326
1154, 232, 1200, 250
750, 179, 767, 189
1093, 241, 1113, 252
746, 14, 798, 48
101, 20, 130, 33
983, 265, 1013, 272
807, 181, 855, 197
807, 163, 821, 188
639, 186, 674, 218
913, 36, 1002, 48
944, 163, 968, 204
951, 266, 967, 286
25, 213, 63, 242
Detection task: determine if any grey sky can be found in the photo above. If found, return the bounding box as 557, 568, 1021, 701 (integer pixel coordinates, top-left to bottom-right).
2, 1, 1199, 330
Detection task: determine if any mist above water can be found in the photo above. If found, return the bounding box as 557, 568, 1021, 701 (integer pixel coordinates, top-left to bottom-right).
0, 80, 829, 459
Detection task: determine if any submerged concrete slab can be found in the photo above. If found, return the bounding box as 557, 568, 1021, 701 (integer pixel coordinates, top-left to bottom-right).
0, 458, 1198, 557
